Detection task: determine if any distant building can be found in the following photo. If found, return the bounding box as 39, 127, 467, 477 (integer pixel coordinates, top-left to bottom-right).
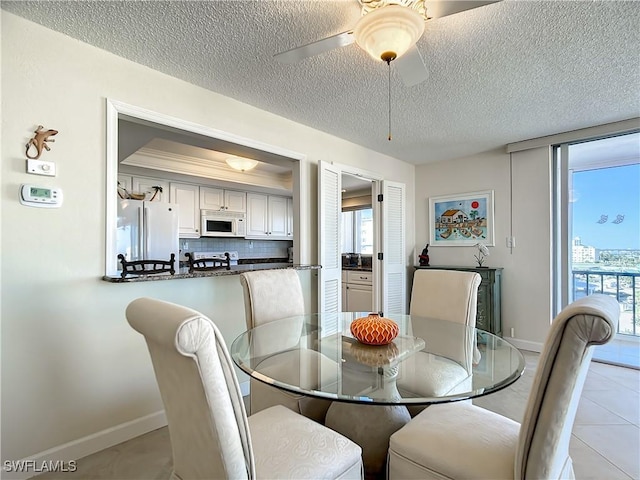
572, 237, 596, 263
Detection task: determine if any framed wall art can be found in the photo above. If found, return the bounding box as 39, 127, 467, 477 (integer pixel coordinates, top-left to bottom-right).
429, 190, 495, 246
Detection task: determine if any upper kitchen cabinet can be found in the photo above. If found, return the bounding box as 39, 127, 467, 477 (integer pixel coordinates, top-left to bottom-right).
132, 177, 170, 202
118, 174, 132, 192
246, 193, 268, 237
117, 175, 169, 202
170, 182, 200, 238
268, 195, 288, 238
246, 193, 292, 239
200, 187, 246, 212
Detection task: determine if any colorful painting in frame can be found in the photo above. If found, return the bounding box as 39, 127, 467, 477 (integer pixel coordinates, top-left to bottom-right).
429, 190, 495, 246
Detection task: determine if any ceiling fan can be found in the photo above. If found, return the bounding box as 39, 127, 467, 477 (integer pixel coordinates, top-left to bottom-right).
275, 0, 500, 87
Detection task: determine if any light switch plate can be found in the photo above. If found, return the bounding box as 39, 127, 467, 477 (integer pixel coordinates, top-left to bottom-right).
26, 159, 56, 176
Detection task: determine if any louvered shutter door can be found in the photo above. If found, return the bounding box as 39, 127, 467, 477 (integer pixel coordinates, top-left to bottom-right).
381, 181, 406, 314
318, 161, 342, 332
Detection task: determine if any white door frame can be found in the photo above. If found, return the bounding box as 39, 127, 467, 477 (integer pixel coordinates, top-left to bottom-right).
318, 160, 407, 314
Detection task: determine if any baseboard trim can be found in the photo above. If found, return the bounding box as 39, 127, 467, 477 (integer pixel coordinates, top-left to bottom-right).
4, 411, 167, 480
504, 336, 543, 353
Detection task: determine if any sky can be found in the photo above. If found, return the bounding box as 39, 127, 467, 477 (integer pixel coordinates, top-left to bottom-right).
572, 163, 640, 250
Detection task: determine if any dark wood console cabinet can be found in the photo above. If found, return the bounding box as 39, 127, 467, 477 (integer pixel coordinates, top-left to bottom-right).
414, 265, 503, 337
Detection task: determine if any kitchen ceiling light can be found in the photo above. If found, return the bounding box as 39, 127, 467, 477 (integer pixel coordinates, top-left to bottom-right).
353, 5, 425, 63
226, 157, 258, 172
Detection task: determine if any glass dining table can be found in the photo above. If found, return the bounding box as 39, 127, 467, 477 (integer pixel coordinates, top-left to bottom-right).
231, 312, 525, 479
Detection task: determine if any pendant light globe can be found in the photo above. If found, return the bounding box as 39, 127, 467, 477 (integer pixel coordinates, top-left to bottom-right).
353, 5, 425, 62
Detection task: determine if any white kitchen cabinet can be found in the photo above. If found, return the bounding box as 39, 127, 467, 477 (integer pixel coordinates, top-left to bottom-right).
132, 177, 170, 202
225, 190, 247, 212
287, 197, 294, 237
347, 284, 373, 312
246, 193, 292, 239
268, 195, 288, 238
117, 175, 169, 202
344, 270, 374, 312
118, 173, 133, 198
170, 182, 200, 238
246, 193, 269, 237
342, 271, 348, 310
347, 271, 373, 284
199, 187, 246, 212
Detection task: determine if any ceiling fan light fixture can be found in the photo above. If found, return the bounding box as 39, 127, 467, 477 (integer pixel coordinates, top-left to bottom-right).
353, 5, 425, 62
226, 156, 258, 172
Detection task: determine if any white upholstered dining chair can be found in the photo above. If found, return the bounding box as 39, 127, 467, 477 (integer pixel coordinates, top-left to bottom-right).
239, 269, 333, 423
388, 294, 620, 480
410, 269, 482, 365
126, 297, 363, 480
397, 269, 482, 414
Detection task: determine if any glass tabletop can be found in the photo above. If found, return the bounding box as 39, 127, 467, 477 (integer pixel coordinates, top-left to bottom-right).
230, 312, 525, 405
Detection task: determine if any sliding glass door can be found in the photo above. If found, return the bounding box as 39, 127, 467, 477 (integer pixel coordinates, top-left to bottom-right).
555, 131, 640, 368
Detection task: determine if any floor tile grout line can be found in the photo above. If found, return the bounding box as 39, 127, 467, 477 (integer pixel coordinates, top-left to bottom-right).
579, 392, 640, 426
570, 434, 636, 480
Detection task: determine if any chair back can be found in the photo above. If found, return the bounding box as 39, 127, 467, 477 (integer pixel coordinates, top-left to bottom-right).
410, 269, 482, 368
126, 297, 254, 480
516, 294, 619, 479
239, 270, 333, 421
410, 269, 481, 326
239, 269, 305, 329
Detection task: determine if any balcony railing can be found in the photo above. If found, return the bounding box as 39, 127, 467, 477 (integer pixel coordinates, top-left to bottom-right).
572, 270, 639, 336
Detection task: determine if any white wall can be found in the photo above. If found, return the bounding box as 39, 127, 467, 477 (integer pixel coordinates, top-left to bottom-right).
414, 147, 553, 350
1, 12, 415, 464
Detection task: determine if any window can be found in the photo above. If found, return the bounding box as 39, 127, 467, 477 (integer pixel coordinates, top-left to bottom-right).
341, 208, 373, 254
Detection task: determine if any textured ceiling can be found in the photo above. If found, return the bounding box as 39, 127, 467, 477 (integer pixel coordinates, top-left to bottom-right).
3, 0, 639, 165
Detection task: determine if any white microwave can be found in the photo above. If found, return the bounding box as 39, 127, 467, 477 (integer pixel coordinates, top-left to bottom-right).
200, 210, 246, 237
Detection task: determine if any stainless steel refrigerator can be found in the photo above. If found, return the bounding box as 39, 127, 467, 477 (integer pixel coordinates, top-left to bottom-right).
116, 200, 180, 267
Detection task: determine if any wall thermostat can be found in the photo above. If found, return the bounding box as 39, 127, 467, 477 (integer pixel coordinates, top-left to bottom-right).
19, 184, 63, 208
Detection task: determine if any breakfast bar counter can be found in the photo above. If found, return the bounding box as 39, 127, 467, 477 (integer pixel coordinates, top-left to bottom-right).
102, 263, 320, 283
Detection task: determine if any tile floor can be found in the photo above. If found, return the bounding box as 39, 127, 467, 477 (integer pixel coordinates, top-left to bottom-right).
34, 351, 640, 480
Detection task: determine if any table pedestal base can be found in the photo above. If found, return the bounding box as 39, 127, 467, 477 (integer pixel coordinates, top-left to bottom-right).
325, 402, 411, 480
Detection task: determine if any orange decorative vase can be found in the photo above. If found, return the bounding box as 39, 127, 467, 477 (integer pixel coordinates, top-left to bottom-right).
350, 313, 399, 346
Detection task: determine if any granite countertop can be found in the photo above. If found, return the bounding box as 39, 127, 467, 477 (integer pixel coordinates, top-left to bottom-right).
103, 263, 319, 283
342, 266, 373, 272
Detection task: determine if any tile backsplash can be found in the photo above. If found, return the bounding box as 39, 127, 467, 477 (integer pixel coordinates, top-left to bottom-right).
180, 238, 292, 260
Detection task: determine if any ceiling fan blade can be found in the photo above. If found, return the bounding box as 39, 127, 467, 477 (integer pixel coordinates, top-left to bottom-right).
424, 0, 501, 19
274, 31, 354, 64
395, 46, 428, 87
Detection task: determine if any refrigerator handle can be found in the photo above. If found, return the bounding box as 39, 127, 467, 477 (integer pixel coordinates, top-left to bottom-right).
143, 206, 149, 259
138, 206, 145, 259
